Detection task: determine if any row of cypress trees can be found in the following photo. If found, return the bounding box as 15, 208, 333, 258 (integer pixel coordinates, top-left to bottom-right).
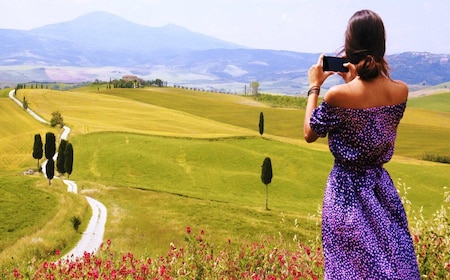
32, 132, 73, 185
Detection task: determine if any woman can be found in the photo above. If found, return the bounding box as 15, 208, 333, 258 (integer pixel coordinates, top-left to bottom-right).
304, 10, 420, 279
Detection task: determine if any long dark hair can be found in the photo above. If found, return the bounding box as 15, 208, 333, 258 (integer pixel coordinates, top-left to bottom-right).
344, 10, 390, 81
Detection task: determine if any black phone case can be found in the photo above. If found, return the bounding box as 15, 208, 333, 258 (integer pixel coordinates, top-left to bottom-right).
323, 56, 349, 72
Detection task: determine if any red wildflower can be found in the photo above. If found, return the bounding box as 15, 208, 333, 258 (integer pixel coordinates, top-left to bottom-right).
13, 268, 20, 278
186, 227, 191, 235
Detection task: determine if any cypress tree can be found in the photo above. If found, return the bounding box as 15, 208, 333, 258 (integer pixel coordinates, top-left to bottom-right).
32, 134, 43, 171
45, 132, 56, 160
261, 157, 273, 210
64, 143, 74, 179
46, 158, 55, 185
56, 139, 67, 175
259, 112, 264, 136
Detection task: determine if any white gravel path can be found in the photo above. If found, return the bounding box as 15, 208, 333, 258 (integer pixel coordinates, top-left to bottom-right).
9, 89, 107, 261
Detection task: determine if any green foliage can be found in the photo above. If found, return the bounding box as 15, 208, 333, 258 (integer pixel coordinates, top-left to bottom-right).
70, 216, 81, 232
398, 181, 450, 279
261, 157, 273, 210
45, 158, 55, 184
44, 132, 56, 160
50, 111, 64, 127
261, 157, 273, 185
64, 142, 74, 177
422, 153, 450, 164
56, 139, 67, 174
254, 93, 308, 109
22, 96, 28, 110
32, 134, 43, 170
259, 112, 264, 136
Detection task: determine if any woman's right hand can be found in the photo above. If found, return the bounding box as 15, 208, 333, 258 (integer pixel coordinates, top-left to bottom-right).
308, 54, 334, 87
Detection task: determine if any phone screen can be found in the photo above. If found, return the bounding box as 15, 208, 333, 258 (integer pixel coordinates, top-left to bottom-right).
323, 56, 349, 72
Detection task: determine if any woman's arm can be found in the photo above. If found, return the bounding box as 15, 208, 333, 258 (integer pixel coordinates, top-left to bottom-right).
303, 54, 334, 143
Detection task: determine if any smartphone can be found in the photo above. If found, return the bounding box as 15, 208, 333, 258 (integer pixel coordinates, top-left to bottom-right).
323, 56, 349, 72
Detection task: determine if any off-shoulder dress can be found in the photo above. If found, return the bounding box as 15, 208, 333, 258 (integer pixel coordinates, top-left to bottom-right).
310, 101, 420, 279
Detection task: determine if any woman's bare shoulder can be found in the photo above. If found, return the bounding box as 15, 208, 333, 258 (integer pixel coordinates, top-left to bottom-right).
389, 79, 409, 102
323, 83, 352, 107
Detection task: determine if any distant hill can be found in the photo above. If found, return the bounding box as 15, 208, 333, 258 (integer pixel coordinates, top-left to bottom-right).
0, 11, 449, 93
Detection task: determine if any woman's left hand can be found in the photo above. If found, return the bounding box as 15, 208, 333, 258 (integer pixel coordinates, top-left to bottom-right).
338, 62, 357, 83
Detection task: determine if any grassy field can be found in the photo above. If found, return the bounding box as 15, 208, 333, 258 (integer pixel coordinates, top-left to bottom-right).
2, 86, 449, 263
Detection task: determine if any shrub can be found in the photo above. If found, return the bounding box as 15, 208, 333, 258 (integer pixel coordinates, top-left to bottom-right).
253, 94, 308, 109
70, 216, 81, 232
397, 180, 450, 279
422, 153, 450, 164
50, 111, 64, 127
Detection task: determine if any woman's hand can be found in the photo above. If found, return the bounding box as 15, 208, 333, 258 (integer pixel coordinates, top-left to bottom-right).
338, 62, 357, 83
308, 54, 334, 87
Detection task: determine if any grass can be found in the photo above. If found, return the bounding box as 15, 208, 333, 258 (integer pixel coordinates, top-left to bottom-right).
72, 132, 329, 256
93, 87, 309, 140
15, 88, 255, 139
0, 176, 57, 252
2, 86, 449, 268
407, 91, 450, 113
0, 172, 91, 269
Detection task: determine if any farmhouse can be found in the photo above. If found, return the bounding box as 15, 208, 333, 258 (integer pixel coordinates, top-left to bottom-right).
122, 75, 143, 82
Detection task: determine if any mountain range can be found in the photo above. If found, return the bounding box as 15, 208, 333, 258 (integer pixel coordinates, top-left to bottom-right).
0, 11, 449, 94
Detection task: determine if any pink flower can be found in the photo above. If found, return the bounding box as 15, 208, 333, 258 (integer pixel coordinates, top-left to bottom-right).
159, 265, 166, 276
55, 249, 60, 256
13, 268, 20, 278
186, 227, 191, 235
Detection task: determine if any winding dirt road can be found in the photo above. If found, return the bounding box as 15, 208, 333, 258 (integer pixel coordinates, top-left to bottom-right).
9, 90, 107, 261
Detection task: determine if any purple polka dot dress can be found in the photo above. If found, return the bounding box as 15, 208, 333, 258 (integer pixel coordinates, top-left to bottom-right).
310, 101, 420, 279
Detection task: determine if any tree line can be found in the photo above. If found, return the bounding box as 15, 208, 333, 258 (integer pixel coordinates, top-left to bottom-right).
103, 78, 166, 89
33, 132, 74, 185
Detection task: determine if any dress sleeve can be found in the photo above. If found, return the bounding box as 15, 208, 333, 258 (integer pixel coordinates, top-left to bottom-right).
310, 101, 342, 137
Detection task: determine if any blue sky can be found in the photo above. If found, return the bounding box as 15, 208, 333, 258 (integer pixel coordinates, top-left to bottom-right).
1, 0, 449, 54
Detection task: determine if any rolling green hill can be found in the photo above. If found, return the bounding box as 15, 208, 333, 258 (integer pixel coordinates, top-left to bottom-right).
2, 87, 449, 263
407, 91, 450, 113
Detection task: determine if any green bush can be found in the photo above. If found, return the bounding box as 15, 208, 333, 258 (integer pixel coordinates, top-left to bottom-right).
253, 94, 308, 109
422, 153, 450, 164
70, 216, 81, 232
